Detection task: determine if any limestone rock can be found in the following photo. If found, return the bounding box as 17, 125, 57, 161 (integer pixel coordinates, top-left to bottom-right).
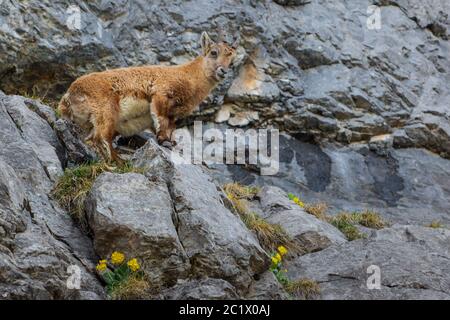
85, 172, 190, 287
286, 225, 450, 299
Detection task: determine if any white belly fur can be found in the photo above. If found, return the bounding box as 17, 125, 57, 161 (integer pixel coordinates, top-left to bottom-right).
117, 97, 153, 137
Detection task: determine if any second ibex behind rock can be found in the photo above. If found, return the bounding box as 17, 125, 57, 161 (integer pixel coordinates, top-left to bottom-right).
58, 32, 238, 162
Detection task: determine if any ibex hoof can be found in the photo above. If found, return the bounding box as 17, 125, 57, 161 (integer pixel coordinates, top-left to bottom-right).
161, 140, 173, 150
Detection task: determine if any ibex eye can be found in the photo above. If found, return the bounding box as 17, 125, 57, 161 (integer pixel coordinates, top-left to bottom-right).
210, 50, 218, 58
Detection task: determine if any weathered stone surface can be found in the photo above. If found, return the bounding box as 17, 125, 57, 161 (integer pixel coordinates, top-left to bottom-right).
256, 186, 347, 253
286, 225, 450, 300
86, 172, 190, 287
1, 1, 450, 158
160, 278, 239, 300
0, 92, 104, 299
0, 93, 63, 189
246, 271, 290, 300
210, 132, 450, 226
0, 0, 450, 300
54, 119, 98, 166
133, 140, 270, 294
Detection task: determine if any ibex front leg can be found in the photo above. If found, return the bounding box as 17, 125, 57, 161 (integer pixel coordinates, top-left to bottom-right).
151, 96, 177, 148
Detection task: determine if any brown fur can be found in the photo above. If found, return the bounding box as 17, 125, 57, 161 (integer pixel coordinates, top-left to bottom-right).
58, 32, 237, 162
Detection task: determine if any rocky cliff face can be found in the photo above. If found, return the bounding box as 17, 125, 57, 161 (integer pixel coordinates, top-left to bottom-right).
1, 91, 449, 300
0, 0, 449, 300
1, 0, 449, 157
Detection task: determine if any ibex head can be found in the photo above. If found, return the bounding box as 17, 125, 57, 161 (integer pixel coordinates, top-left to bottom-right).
200, 31, 239, 82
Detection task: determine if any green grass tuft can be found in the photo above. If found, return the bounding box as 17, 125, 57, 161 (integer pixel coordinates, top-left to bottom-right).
304, 202, 328, 221
108, 273, 151, 300
52, 161, 143, 229
354, 210, 388, 229
329, 213, 365, 241
285, 278, 321, 300
223, 183, 296, 253
427, 221, 445, 229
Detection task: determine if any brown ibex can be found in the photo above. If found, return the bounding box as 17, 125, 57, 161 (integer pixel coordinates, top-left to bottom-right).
58, 31, 238, 162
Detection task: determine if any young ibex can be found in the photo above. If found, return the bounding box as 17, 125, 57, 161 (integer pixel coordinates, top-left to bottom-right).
58, 32, 238, 162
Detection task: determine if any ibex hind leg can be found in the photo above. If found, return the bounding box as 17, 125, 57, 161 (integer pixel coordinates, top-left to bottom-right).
91, 106, 123, 165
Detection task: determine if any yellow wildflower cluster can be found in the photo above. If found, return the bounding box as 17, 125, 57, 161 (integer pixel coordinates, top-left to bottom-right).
288, 193, 305, 208
293, 197, 304, 208
96, 251, 141, 274
127, 258, 140, 272
271, 246, 288, 265
111, 251, 125, 265
96, 259, 107, 272
278, 245, 288, 256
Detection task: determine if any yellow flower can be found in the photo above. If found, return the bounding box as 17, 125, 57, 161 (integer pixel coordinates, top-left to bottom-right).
275, 253, 282, 262
277, 246, 288, 256
293, 197, 305, 208
111, 251, 125, 265
96, 261, 107, 272
271, 256, 280, 265
127, 258, 140, 272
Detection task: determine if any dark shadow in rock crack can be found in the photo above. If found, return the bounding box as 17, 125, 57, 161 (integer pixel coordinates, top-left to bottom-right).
362, 150, 405, 207
229, 165, 256, 185
291, 140, 332, 192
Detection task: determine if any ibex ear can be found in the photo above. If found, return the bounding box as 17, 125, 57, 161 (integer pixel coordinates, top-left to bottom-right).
231, 35, 240, 49
201, 31, 214, 55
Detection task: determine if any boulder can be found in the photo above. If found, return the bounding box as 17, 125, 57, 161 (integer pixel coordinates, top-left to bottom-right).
85, 172, 190, 287
160, 278, 239, 300
0, 92, 104, 299
257, 186, 347, 253
286, 225, 450, 300
133, 140, 270, 294
246, 271, 290, 300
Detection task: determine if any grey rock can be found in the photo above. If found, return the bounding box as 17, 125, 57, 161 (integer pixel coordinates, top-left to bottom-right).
273, 0, 311, 6
286, 225, 450, 300
54, 119, 98, 166
210, 133, 450, 226
160, 278, 239, 300
257, 186, 347, 253
246, 271, 290, 300
86, 172, 190, 287
368, 134, 394, 157
0, 92, 104, 299
133, 140, 270, 294
0, 93, 62, 190
1, 0, 450, 158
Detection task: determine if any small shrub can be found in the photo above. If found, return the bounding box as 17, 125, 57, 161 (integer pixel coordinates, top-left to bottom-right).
329, 210, 387, 240
285, 278, 321, 300
52, 161, 143, 228
269, 246, 320, 300
109, 274, 150, 300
